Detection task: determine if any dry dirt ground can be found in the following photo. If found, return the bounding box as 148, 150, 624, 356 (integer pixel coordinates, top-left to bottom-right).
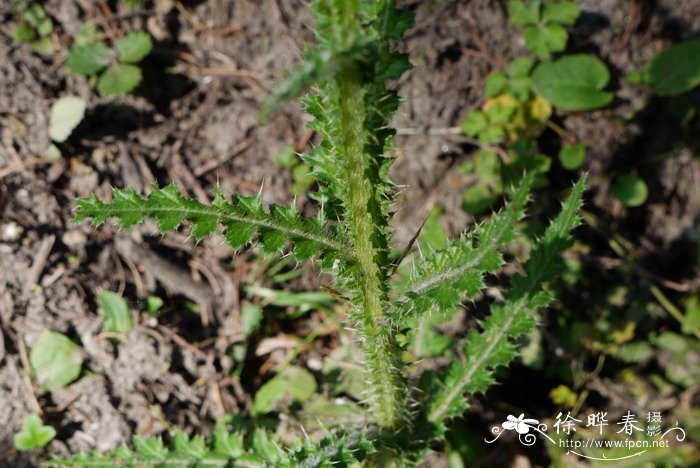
0, 0, 699, 466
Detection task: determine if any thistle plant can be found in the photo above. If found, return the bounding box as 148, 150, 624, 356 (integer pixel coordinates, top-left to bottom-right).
60, 0, 585, 465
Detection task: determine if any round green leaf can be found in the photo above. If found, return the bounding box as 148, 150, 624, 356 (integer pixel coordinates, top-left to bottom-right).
49, 96, 86, 142
612, 174, 648, 207
114, 31, 153, 63
558, 143, 585, 170
30, 331, 83, 391
532, 54, 613, 110
97, 64, 142, 96
644, 39, 700, 96
66, 42, 110, 75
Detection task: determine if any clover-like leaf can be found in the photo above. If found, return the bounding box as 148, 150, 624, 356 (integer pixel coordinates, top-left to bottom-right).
30, 331, 83, 391
532, 54, 613, 110
97, 64, 142, 96
66, 42, 110, 75
13, 414, 56, 451
507, 0, 540, 26
114, 31, 153, 63
524, 23, 568, 58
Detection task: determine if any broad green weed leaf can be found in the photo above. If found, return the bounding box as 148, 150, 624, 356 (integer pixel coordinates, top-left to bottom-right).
97, 291, 133, 333
558, 143, 585, 170
30, 331, 83, 391
252, 366, 317, 415
48, 96, 86, 143
644, 39, 700, 96
524, 23, 567, 58
145, 296, 163, 316
114, 31, 152, 63
542, 1, 581, 25
13, 414, 56, 451
611, 174, 648, 207
507, 0, 540, 26
66, 42, 110, 75
532, 54, 613, 110
97, 64, 142, 96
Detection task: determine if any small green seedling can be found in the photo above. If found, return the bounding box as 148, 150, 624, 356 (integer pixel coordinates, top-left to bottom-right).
145, 295, 164, 316
13, 414, 56, 451
12, 1, 55, 56
97, 291, 134, 333
30, 331, 83, 391
66, 30, 153, 96
507, 0, 581, 58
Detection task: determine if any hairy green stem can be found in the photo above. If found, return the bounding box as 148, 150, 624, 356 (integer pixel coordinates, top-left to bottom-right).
336, 69, 406, 429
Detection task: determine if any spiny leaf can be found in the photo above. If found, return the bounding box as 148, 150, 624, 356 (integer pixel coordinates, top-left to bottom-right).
424, 176, 585, 428
73, 184, 351, 264
49, 425, 377, 467
392, 174, 533, 325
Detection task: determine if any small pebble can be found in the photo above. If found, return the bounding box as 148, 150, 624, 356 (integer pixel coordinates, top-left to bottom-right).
0, 222, 22, 242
